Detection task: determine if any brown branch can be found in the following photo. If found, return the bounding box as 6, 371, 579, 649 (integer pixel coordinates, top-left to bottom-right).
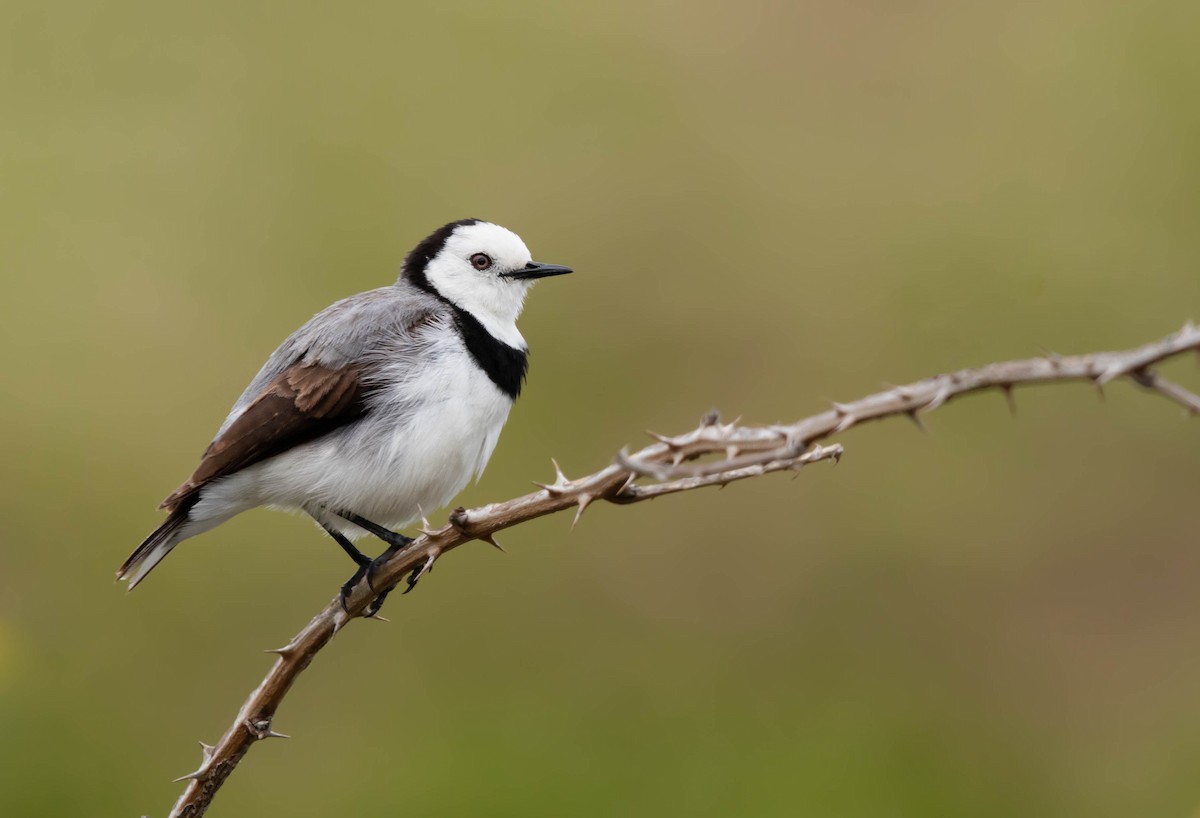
165, 322, 1200, 817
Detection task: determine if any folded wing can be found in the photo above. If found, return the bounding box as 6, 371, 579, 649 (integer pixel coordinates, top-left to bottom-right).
160, 362, 366, 512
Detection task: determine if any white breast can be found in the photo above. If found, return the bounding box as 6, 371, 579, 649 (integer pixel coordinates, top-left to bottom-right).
210, 328, 515, 538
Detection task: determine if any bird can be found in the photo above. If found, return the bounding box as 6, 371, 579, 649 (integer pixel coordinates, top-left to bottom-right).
118, 218, 573, 613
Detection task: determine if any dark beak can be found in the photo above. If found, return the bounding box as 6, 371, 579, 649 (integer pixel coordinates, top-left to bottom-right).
500, 261, 574, 281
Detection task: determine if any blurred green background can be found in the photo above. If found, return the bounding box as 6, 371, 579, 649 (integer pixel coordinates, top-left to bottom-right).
2, 1, 1200, 816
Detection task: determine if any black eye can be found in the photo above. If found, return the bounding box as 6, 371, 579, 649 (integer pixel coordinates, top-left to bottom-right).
470, 253, 492, 271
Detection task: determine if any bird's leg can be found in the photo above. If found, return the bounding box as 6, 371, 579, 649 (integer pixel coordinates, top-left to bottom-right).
315, 520, 373, 567
358, 538, 413, 617
311, 517, 375, 612
336, 511, 413, 550
332, 511, 416, 616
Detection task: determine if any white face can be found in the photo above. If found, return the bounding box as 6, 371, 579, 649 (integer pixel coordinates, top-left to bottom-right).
423, 222, 539, 347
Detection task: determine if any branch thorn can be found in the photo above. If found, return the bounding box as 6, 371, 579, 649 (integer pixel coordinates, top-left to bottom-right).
571, 494, 594, 530
244, 718, 288, 740
647, 430, 680, 449
173, 767, 209, 783
551, 457, 569, 485
999, 383, 1017, 415
417, 504, 436, 535
906, 409, 927, 433
925, 385, 951, 413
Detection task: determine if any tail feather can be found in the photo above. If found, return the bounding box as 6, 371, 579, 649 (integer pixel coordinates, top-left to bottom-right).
118, 505, 192, 590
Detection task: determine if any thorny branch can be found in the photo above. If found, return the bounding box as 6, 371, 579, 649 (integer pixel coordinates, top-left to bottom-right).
166, 323, 1200, 817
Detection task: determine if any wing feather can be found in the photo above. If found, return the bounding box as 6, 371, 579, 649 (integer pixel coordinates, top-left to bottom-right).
159, 361, 365, 512
156, 288, 445, 514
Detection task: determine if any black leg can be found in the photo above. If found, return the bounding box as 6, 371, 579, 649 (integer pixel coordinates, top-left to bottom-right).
312, 517, 373, 568
334, 511, 413, 550
323, 510, 416, 616
309, 513, 380, 611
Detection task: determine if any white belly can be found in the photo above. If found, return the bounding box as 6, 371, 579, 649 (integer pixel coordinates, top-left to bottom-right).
202, 349, 514, 538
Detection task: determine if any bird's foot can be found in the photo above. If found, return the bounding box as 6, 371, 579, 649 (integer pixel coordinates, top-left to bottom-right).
339, 562, 398, 617
324, 511, 416, 616
352, 536, 416, 617
339, 563, 370, 613
400, 552, 437, 596
362, 587, 394, 619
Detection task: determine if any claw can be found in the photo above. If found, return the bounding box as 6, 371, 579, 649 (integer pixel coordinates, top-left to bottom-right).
362, 593, 389, 618
402, 552, 438, 594
352, 532, 416, 616
339, 563, 369, 613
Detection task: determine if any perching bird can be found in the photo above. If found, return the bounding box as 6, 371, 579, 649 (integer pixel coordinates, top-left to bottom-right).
118, 219, 572, 612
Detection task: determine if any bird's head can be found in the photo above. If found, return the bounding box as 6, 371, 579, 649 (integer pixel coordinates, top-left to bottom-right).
401, 219, 572, 339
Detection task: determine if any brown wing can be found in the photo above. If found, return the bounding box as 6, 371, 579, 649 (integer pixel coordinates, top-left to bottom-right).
160, 362, 367, 512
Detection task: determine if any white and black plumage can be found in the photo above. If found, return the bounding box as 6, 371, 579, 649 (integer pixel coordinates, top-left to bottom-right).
118, 219, 572, 609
